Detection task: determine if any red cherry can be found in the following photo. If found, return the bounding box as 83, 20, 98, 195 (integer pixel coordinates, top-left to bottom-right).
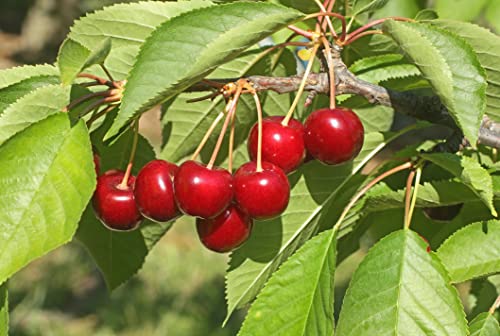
174, 160, 233, 218
304, 108, 364, 165
234, 161, 290, 219
248, 116, 305, 173
92, 170, 142, 231
134, 160, 180, 222
196, 205, 252, 253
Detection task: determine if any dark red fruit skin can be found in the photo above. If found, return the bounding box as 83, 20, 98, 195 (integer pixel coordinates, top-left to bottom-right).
174, 160, 233, 219
304, 108, 364, 165
196, 205, 253, 253
93, 153, 101, 176
92, 170, 143, 231
234, 161, 290, 220
248, 116, 305, 173
134, 160, 180, 222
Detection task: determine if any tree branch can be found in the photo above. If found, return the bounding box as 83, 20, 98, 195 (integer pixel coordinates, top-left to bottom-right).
187, 46, 500, 149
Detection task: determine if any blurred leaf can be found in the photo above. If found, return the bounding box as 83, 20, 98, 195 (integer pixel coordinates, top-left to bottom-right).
336, 230, 468, 335
469, 279, 499, 320
0, 65, 59, 116
76, 207, 174, 290
225, 128, 419, 322
58, 38, 111, 85
415, 9, 439, 21
434, 0, 488, 21
58, 0, 213, 83
271, 0, 319, 13
0, 114, 95, 286
110, 2, 302, 139
469, 312, 500, 336
383, 21, 487, 145
437, 220, 500, 283
0, 283, 6, 336
372, 0, 421, 19
421, 153, 497, 216
101, 45, 140, 81
431, 20, 500, 123
239, 229, 337, 336
0, 85, 69, 146
485, 0, 500, 33
351, 0, 389, 17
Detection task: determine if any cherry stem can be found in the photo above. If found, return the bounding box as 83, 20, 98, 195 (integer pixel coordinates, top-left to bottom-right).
100, 64, 115, 82
252, 92, 264, 172
228, 107, 237, 173
282, 43, 320, 126
490, 295, 500, 314
342, 30, 383, 45
76, 95, 120, 119
118, 120, 139, 190
287, 25, 314, 39
322, 0, 337, 32
186, 91, 220, 104
344, 17, 413, 43
78, 73, 114, 88
207, 84, 243, 170
314, 0, 338, 38
64, 90, 113, 112
404, 169, 416, 229
406, 165, 422, 230
86, 105, 115, 127
304, 12, 347, 41
333, 161, 413, 232
191, 111, 225, 161
321, 37, 336, 109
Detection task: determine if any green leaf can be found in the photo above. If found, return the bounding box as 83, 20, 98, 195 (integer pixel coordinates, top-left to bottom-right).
109, 2, 302, 138
437, 220, 500, 283
350, 54, 421, 84
225, 127, 422, 322
430, 20, 500, 123
469, 279, 499, 320
76, 207, 174, 290
415, 9, 439, 21
0, 114, 95, 285
485, 1, 500, 34
0, 85, 69, 146
352, 0, 389, 16
383, 21, 487, 144
0, 65, 60, 116
0, 283, 7, 336
336, 230, 468, 336
58, 0, 213, 83
58, 38, 111, 85
421, 153, 497, 216
469, 312, 500, 336
434, 0, 489, 21
238, 229, 337, 336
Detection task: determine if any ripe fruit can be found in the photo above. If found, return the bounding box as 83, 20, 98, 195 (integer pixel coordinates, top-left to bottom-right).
134, 160, 180, 222
92, 170, 142, 231
196, 205, 252, 253
248, 116, 305, 173
234, 161, 290, 219
174, 160, 233, 218
304, 108, 364, 165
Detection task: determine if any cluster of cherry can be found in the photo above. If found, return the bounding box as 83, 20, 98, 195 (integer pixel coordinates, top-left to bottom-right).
91, 107, 364, 253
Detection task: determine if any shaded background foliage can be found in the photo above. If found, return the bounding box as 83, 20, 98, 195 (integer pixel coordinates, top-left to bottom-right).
0, 0, 498, 335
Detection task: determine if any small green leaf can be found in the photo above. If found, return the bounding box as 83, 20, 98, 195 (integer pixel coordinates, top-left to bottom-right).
421, 153, 497, 216
0, 85, 69, 146
383, 21, 487, 144
0, 64, 58, 90
58, 38, 111, 85
76, 207, 174, 290
415, 9, 439, 21
352, 0, 389, 16
0, 114, 95, 285
0, 283, 7, 336
239, 229, 337, 336
58, 0, 213, 83
437, 220, 500, 283
430, 20, 500, 123
109, 2, 302, 138
469, 312, 500, 336
337, 230, 468, 336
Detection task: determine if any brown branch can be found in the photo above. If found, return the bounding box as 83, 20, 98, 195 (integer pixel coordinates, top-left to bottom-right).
185, 46, 500, 149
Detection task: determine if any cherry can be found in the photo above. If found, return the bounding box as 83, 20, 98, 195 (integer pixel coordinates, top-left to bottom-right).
234, 161, 290, 219
92, 170, 142, 231
248, 116, 305, 173
174, 160, 233, 218
304, 108, 364, 165
196, 205, 252, 253
134, 160, 180, 222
